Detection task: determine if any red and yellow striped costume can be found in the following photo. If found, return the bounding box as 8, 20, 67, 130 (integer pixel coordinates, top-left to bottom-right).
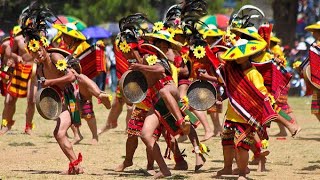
7, 63, 33, 98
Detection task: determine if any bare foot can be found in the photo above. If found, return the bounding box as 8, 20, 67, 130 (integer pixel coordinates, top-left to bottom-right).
60, 166, 84, 175
72, 135, 84, 145
213, 129, 222, 137
232, 167, 250, 175
274, 132, 288, 137
195, 154, 206, 172
0, 120, 15, 135
114, 161, 133, 172
98, 123, 118, 135
238, 176, 247, 180
99, 92, 111, 109
153, 171, 171, 179
25, 128, 33, 135
216, 167, 233, 176
173, 159, 188, 170
146, 169, 156, 176
200, 131, 214, 142
257, 156, 267, 172
90, 138, 98, 145
291, 126, 302, 138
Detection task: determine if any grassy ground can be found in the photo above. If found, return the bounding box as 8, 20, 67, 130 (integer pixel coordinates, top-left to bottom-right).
0, 95, 320, 180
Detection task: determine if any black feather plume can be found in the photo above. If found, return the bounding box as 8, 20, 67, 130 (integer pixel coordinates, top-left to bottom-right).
19, 1, 56, 40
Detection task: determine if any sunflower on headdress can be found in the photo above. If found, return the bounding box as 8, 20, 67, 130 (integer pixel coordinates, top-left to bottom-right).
28, 39, 40, 52
146, 55, 158, 66
193, 45, 206, 59
167, 27, 176, 38
119, 41, 131, 53
55, 59, 68, 71
153, 21, 164, 32
40, 36, 49, 48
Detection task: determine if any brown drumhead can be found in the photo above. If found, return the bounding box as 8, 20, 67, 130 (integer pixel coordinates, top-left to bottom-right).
187, 80, 217, 111
121, 71, 148, 103
35, 87, 62, 120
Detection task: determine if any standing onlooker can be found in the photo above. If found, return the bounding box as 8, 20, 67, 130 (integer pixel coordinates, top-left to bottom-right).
106, 38, 117, 92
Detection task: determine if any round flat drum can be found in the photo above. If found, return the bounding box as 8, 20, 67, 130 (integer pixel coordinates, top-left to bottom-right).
119, 70, 148, 103
187, 80, 217, 111
35, 87, 63, 120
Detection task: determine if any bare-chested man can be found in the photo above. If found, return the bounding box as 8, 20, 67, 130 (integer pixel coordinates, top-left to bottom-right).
0, 27, 37, 135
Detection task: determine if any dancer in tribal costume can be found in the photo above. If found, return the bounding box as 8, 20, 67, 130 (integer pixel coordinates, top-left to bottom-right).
0, 24, 37, 135
98, 36, 133, 135
52, 22, 112, 145
304, 21, 320, 122
199, 22, 226, 138
19, 3, 83, 174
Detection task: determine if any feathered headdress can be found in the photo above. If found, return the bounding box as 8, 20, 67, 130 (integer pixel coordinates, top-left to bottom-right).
181, 0, 207, 18
163, 4, 182, 28
229, 5, 265, 29
19, 1, 56, 41
118, 13, 151, 43
180, 0, 208, 46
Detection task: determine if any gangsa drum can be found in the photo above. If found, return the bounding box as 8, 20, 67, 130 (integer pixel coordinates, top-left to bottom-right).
77, 44, 107, 79
187, 80, 217, 111
119, 70, 148, 103
35, 87, 63, 120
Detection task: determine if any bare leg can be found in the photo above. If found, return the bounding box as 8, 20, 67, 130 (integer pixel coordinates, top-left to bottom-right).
141, 109, 171, 179
187, 126, 206, 172
210, 111, 223, 136
0, 93, 17, 135
159, 84, 183, 121
98, 97, 125, 135
25, 78, 37, 135
275, 122, 287, 136
235, 147, 249, 179
70, 125, 83, 145
275, 114, 301, 137
54, 110, 83, 174
114, 135, 138, 172
193, 110, 213, 142
146, 146, 156, 175
216, 145, 234, 176
85, 117, 99, 145
77, 74, 111, 109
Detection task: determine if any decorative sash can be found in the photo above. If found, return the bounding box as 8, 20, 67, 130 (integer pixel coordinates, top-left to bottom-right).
64, 84, 81, 127
252, 60, 292, 100
223, 62, 277, 132
309, 45, 320, 87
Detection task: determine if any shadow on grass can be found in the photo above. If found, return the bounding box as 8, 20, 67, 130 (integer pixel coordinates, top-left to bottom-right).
301, 165, 320, 171
8, 142, 35, 146
12, 169, 61, 175
295, 137, 320, 142
211, 175, 254, 180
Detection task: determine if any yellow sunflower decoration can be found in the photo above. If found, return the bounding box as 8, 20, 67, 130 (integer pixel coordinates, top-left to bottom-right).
261, 139, 269, 149
146, 55, 158, 66
119, 41, 131, 53
167, 27, 175, 38
55, 59, 68, 71
181, 96, 189, 106
40, 36, 50, 48
193, 45, 206, 59
153, 21, 164, 32
28, 39, 40, 52
1, 119, 8, 127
